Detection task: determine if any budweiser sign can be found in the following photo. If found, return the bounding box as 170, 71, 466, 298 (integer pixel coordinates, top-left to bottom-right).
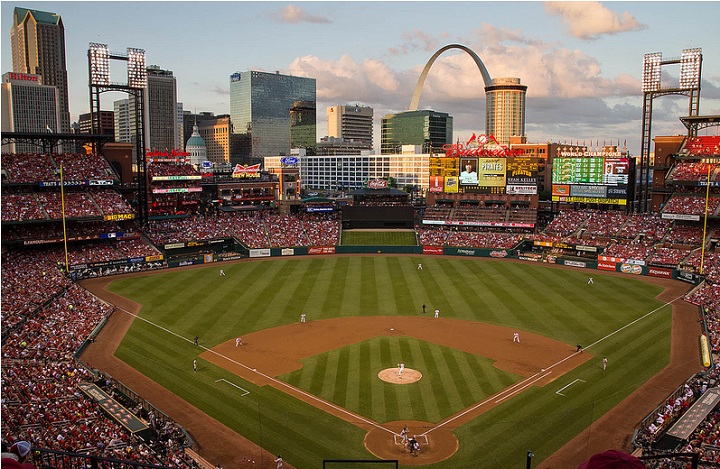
232, 164, 261, 178
443, 133, 522, 158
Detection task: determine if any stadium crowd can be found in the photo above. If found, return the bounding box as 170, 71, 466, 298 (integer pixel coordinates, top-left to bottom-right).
4, 148, 720, 468
0, 249, 197, 468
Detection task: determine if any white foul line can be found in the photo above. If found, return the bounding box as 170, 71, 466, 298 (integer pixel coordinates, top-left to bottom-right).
555, 379, 586, 397
215, 378, 250, 396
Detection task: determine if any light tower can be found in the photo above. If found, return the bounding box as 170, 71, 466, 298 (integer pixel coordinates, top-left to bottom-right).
638, 48, 702, 212
88, 43, 148, 224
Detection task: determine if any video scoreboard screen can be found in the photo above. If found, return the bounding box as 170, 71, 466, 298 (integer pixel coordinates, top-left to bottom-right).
551, 157, 631, 205
428, 157, 539, 195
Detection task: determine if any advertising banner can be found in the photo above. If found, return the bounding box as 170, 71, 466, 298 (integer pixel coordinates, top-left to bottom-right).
422, 246, 444, 255
506, 185, 537, 195
648, 267, 673, 278
309, 246, 336, 255
598, 260, 617, 271
477, 158, 507, 186
570, 185, 607, 198
552, 196, 627, 205
428, 175, 445, 192
249, 249, 271, 258
444, 177, 459, 193
620, 263, 643, 275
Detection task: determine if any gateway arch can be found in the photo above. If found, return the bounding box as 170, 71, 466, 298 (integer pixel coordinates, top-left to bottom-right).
409, 44, 526, 145
409, 44, 491, 111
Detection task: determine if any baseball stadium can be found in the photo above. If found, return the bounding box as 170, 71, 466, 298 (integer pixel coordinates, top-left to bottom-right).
2, 35, 719, 469
2, 127, 720, 469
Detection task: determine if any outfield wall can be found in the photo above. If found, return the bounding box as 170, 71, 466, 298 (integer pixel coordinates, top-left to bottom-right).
172, 243, 703, 286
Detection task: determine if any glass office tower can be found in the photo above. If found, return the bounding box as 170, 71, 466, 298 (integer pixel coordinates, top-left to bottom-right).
230, 70, 316, 164
381, 110, 452, 155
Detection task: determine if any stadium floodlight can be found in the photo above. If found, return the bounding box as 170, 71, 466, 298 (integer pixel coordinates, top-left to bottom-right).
89, 43, 110, 86
127, 48, 147, 89
642, 52, 662, 93
679, 48, 702, 89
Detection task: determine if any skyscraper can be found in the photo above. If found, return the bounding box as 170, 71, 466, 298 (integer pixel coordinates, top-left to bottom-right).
230, 70, 316, 164
485, 77, 527, 146
290, 100, 317, 154
144, 65, 178, 151
327, 104, 373, 149
381, 110, 452, 155
113, 99, 132, 144
1, 72, 58, 153
10, 7, 70, 133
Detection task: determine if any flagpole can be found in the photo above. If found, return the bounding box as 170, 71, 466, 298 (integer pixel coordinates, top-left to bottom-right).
60, 163, 69, 273
700, 162, 711, 275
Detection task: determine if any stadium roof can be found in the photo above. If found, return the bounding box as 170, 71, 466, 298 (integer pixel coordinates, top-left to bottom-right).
346, 188, 409, 197
301, 197, 334, 203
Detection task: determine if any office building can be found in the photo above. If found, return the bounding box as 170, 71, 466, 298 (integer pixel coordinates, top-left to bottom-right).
144, 65, 178, 151
485, 77, 527, 146
316, 136, 375, 156
290, 100, 317, 154
265, 147, 430, 193
77, 110, 114, 135
114, 99, 132, 144
327, 104, 373, 149
381, 110, 452, 155
230, 70, 316, 163
10, 7, 71, 133
198, 116, 231, 164
177, 103, 184, 152
1, 72, 58, 153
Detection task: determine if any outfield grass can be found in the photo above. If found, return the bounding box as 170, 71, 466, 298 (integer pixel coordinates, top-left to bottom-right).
341, 230, 418, 246
109, 257, 670, 469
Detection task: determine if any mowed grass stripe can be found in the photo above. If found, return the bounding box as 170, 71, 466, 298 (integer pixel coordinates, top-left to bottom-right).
111, 256, 674, 469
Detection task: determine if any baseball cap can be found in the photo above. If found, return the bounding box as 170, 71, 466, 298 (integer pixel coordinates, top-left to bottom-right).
10, 441, 31, 459
577, 450, 645, 469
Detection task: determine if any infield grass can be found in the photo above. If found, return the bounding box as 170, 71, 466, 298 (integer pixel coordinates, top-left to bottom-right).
109, 256, 672, 469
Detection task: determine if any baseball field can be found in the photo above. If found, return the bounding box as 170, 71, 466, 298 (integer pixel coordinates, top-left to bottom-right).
80, 255, 696, 469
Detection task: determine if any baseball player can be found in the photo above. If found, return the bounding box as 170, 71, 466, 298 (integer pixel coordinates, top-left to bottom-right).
513, 332, 520, 343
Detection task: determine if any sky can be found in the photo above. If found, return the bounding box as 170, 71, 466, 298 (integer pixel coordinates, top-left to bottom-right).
2, 1, 720, 156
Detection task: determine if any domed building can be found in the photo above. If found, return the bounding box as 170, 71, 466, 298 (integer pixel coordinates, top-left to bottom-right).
185, 120, 207, 167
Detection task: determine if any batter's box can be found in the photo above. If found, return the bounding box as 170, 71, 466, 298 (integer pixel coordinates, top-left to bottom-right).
393, 434, 429, 446
215, 378, 250, 396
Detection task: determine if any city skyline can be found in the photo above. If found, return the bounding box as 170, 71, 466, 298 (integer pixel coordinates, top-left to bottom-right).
2, 1, 719, 156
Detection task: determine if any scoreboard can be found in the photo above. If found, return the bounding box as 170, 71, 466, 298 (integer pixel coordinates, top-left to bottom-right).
428, 157, 539, 195
551, 157, 631, 205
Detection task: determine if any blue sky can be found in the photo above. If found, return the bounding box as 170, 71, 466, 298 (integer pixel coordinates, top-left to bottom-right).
3, 1, 719, 155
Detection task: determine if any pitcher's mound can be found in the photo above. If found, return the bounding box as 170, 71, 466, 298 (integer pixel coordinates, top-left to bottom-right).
379, 368, 422, 384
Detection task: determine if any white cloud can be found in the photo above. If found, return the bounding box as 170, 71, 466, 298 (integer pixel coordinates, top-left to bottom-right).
545, 1, 646, 40
287, 23, 657, 152
289, 54, 403, 104
274, 5, 330, 24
